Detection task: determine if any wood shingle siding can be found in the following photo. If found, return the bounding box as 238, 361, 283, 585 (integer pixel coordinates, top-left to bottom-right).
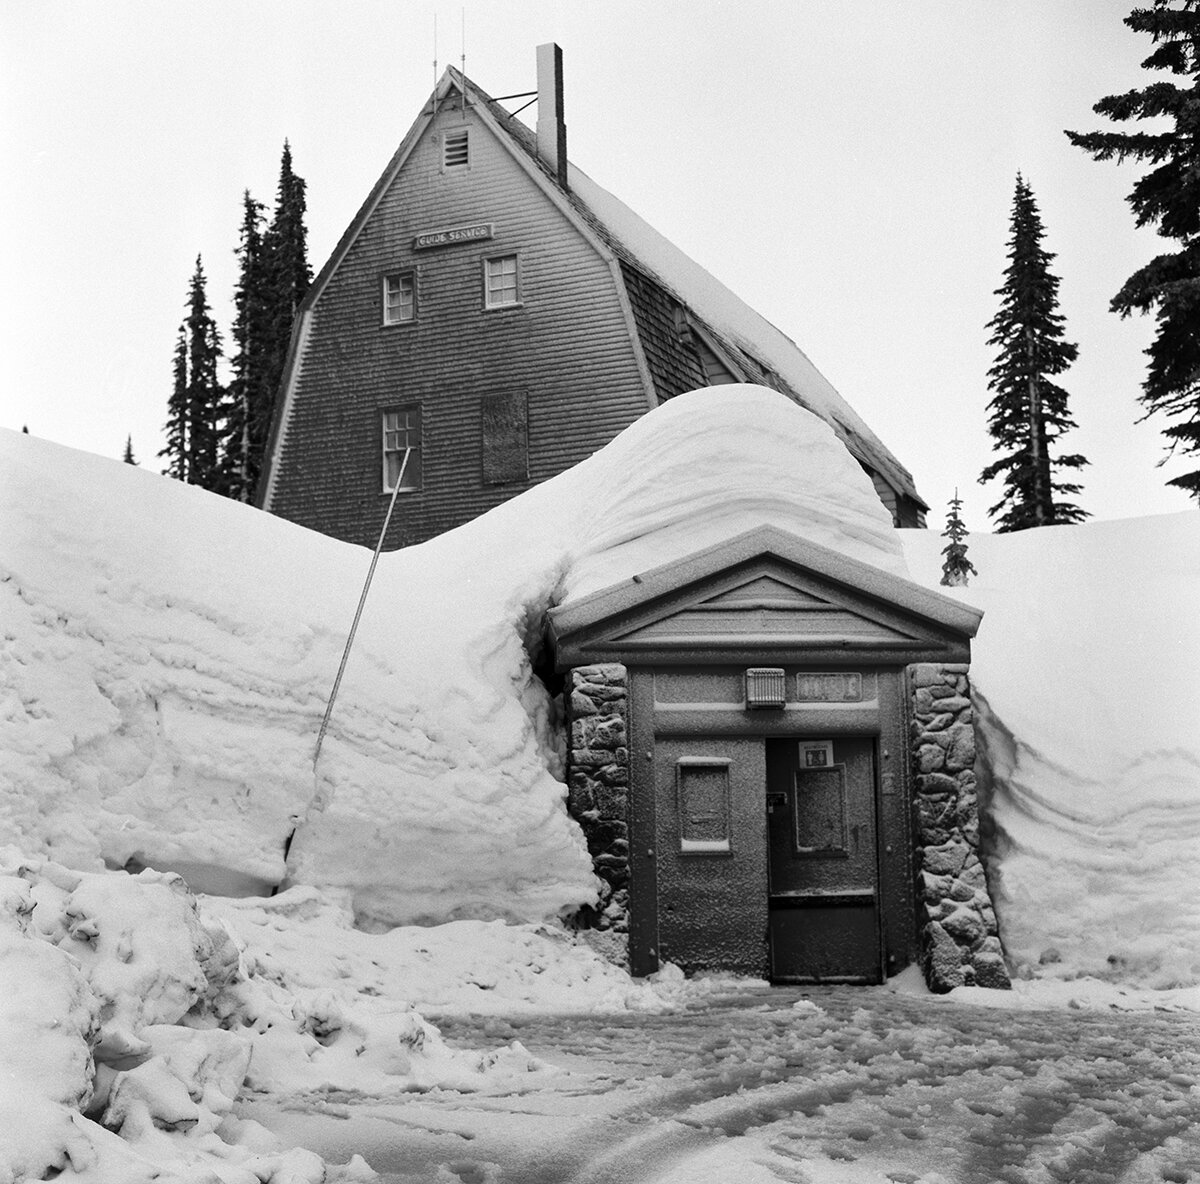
267, 101, 651, 547
619, 264, 708, 401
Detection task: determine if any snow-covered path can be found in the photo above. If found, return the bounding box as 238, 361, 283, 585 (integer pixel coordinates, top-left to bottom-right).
240, 985, 1200, 1184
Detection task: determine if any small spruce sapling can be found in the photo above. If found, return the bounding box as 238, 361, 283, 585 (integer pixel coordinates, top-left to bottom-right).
122, 435, 138, 465
941, 491, 978, 587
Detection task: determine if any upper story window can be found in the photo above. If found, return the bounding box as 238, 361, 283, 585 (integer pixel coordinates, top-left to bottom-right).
443, 128, 470, 170
382, 404, 423, 493
382, 273, 415, 325
484, 255, 520, 309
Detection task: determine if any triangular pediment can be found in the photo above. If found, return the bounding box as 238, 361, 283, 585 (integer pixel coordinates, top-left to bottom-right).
550, 526, 981, 669
697, 574, 835, 611
603, 561, 922, 650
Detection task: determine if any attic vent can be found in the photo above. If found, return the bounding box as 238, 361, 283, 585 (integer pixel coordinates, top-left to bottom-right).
443, 129, 469, 169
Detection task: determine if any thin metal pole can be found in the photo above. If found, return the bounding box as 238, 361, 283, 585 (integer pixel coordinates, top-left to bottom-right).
313, 448, 411, 768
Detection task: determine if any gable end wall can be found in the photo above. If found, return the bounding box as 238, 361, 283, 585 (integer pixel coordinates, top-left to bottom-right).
268, 101, 652, 548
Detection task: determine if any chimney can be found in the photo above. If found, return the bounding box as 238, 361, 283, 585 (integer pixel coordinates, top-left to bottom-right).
536, 43, 568, 190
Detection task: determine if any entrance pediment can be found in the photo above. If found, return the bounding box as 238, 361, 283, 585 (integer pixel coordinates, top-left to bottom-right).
550, 526, 980, 668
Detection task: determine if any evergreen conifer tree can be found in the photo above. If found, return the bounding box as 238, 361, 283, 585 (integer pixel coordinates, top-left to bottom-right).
981, 175, 1089, 531
940, 491, 978, 587
122, 435, 138, 465
1066, 0, 1200, 502
161, 327, 190, 481
224, 191, 270, 501
184, 256, 227, 489
257, 141, 312, 497
162, 257, 227, 489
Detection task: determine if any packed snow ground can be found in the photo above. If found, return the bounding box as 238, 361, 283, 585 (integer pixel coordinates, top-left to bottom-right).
3, 386, 1199, 1180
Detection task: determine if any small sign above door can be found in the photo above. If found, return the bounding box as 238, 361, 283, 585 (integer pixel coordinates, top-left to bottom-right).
796, 672, 863, 703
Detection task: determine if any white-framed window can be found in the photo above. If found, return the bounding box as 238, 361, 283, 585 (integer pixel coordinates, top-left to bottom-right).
381, 404, 422, 492
382, 272, 416, 325
483, 254, 520, 309
443, 128, 470, 170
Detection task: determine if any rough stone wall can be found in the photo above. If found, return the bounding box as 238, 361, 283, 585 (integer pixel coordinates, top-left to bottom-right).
910, 662, 1012, 992
565, 664, 630, 934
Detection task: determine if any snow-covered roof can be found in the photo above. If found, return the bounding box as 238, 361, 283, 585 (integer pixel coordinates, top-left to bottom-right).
454, 68, 926, 509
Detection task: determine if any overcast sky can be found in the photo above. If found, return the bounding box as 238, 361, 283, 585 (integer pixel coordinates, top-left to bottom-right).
2, 0, 1193, 533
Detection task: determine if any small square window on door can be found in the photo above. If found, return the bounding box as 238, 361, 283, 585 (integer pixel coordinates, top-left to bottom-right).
676, 757, 732, 854
793, 762, 848, 857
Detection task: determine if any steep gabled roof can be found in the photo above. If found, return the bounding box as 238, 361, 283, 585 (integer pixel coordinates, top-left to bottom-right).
259, 66, 926, 513
451, 70, 924, 510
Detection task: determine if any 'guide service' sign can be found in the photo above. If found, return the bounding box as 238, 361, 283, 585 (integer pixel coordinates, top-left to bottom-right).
413, 223, 495, 250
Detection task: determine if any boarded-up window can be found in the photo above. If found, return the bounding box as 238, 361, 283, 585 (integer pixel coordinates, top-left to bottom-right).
676, 758, 731, 854
481, 392, 528, 484
793, 767, 847, 856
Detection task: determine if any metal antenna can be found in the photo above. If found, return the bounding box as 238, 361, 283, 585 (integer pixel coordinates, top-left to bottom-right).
432, 14, 438, 110
460, 7, 466, 114
313, 448, 412, 769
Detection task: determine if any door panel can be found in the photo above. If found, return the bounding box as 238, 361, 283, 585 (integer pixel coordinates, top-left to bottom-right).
654, 736, 768, 976
766, 736, 881, 982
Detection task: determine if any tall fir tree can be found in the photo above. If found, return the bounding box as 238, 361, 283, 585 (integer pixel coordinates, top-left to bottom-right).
940, 491, 978, 587
258, 141, 312, 497
981, 175, 1089, 532
161, 327, 190, 480
185, 255, 227, 489
123, 435, 138, 465
1066, 0, 1200, 502
224, 191, 270, 501
162, 257, 227, 490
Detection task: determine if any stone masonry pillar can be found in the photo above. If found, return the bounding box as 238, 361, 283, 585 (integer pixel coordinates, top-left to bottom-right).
564, 664, 630, 934
909, 662, 1011, 992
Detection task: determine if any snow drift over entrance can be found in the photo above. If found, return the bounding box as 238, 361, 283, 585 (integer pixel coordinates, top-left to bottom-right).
1, 387, 900, 928
903, 515, 1200, 989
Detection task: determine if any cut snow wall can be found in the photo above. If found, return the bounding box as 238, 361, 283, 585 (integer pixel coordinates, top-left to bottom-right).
3, 387, 904, 929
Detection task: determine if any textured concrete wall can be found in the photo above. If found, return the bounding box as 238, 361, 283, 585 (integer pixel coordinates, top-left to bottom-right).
910, 662, 1011, 992
564, 664, 630, 933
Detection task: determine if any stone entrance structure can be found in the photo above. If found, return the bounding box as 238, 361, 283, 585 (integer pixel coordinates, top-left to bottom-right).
550, 526, 1010, 991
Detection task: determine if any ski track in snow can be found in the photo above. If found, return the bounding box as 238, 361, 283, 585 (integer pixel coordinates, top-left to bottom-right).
240, 986, 1200, 1184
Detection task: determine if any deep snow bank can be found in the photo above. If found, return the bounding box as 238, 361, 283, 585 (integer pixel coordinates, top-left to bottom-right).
2, 387, 899, 928
0, 851, 382, 1183
902, 515, 1200, 988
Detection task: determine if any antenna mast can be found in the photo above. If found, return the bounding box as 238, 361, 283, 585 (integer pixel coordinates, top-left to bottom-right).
432, 14, 438, 112
460, 7, 466, 114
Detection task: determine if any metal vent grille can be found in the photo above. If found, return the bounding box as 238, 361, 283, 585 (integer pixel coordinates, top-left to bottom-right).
443, 129, 469, 168
745, 667, 786, 710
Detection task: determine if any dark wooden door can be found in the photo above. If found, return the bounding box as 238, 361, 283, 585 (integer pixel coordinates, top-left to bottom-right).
766, 736, 882, 983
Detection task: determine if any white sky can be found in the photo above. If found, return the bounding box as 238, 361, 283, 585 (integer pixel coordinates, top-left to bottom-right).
2, 0, 1194, 533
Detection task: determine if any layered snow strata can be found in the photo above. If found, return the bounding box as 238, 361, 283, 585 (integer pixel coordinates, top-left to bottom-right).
902, 514, 1200, 988
2, 387, 901, 927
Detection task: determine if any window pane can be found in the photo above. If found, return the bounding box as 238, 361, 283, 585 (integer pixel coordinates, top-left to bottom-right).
382, 405, 422, 491
485, 256, 519, 307
384, 274, 414, 324
793, 767, 848, 855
